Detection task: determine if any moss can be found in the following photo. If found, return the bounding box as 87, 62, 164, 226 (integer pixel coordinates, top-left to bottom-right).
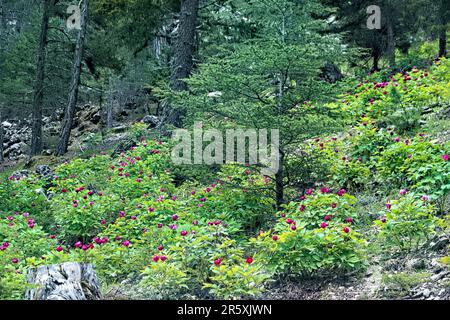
381, 272, 430, 298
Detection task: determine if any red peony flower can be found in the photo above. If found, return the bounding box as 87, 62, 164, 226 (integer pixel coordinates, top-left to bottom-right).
343, 227, 350, 233
214, 258, 222, 266
320, 222, 327, 229
246, 257, 253, 264
272, 235, 278, 241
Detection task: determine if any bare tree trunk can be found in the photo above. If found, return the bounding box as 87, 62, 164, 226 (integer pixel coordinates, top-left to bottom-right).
31, 0, 51, 156
439, 29, 447, 57
438, 0, 448, 57
372, 47, 380, 71
275, 152, 284, 211
386, 18, 395, 68
106, 93, 113, 129
163, 0, 199, 127
56, 0, 88, 156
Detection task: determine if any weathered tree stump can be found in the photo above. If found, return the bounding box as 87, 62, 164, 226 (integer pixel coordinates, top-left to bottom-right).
25, 262, 102, 300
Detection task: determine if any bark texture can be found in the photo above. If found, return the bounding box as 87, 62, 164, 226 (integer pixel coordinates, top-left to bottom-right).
162, 0, 199, 127
31, 0, 51, 156
438, 0, 448, 57
25, 262, 102, 300
56, 0, 88, 155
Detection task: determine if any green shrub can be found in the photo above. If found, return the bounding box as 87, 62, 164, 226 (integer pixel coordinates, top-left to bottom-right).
375, 192, 439, 251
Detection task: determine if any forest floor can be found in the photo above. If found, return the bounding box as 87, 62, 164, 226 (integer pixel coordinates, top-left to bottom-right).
266, 234, 450, 300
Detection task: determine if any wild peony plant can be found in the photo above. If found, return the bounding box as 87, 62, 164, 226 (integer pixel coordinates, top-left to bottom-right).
254, 189, 367, 277
375, 192, 440, 251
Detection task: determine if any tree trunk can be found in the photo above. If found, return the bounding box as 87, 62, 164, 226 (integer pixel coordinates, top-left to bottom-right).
275, 151, 284, 211
56, 0, 88, 156
386, 18, 395, 68
163, 0, 199, 127
439, 29, 447, 57
438, 0, 447, 58
25, 262, 102, 300
372, 48, 380, 71
31, 0, 51, 156
106, 93, 114, 129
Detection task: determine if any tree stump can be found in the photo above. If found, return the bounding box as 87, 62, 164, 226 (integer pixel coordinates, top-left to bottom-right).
25, 262, 102, 300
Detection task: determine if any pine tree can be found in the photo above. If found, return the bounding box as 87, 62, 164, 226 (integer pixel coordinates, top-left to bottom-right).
57, 0, 89, 156
171, 0, 345, 208
30, 0, 51, 156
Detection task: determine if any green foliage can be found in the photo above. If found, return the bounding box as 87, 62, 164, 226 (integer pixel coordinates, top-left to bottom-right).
0, 212, 58, 299
375, 193, 439, 251
381, 272, 430, 298
254, 189, 367, 276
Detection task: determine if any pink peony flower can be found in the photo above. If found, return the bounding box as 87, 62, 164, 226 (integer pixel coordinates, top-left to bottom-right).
320, 222, 327, 229
443, 154, 449, 161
